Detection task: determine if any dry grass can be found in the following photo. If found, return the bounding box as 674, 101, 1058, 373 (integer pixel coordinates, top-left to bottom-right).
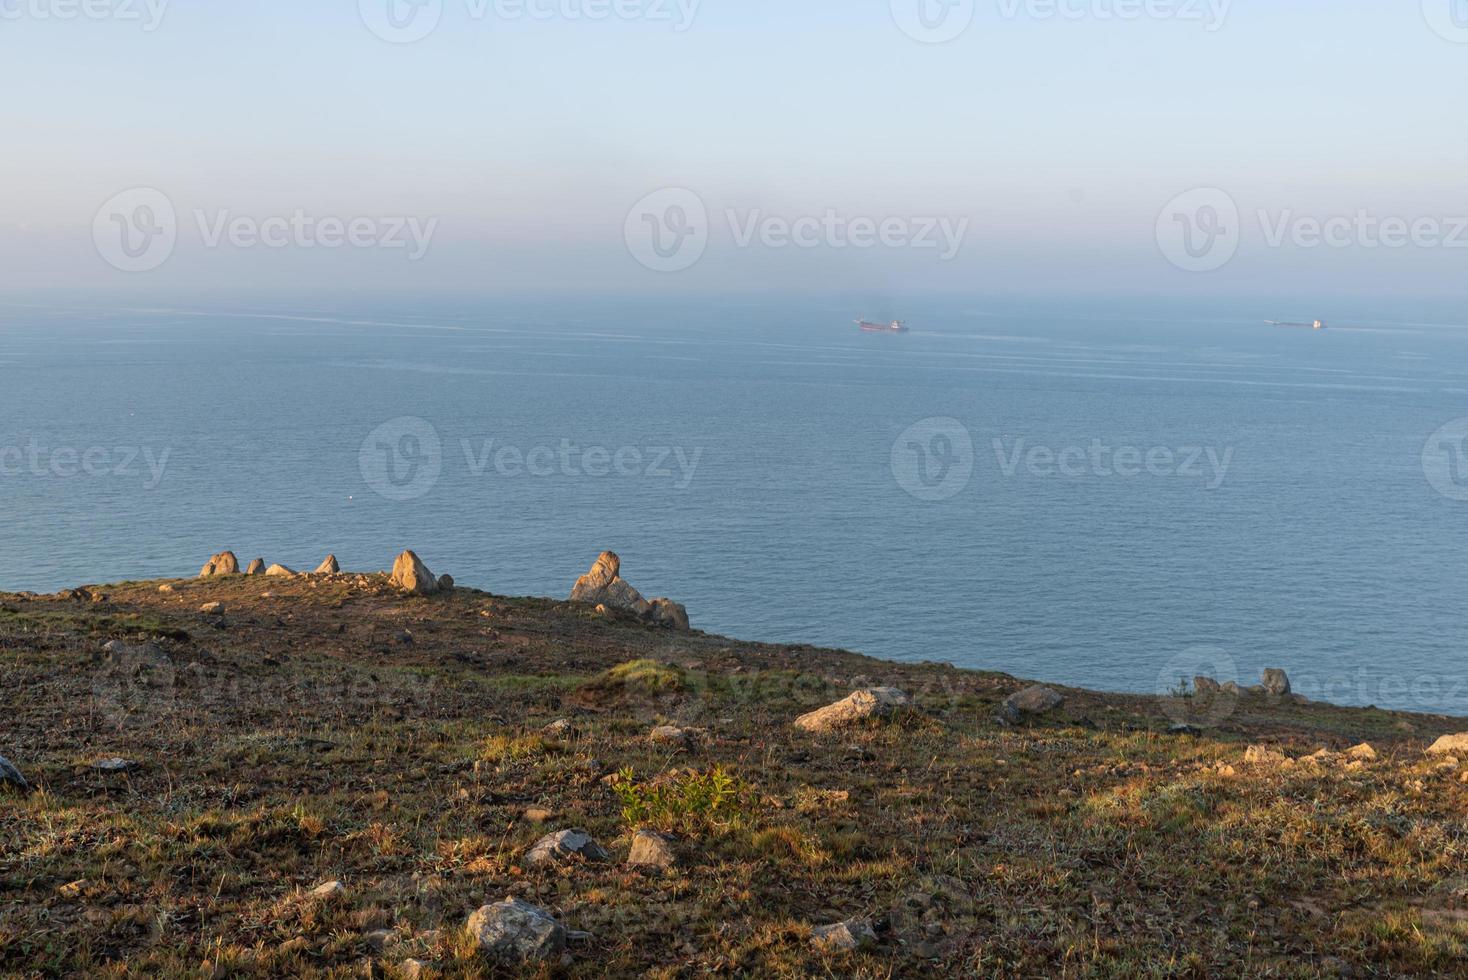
1, 574, 1466, 976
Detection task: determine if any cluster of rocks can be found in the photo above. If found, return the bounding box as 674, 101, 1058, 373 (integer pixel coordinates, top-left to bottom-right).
194, 548, 454, 596
1194, 668, 1295, 698
1240, 742, 1379, 770
570, 552, 689, 630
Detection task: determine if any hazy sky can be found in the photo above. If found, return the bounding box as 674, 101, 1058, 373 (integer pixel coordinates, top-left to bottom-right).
3, 1, 1466, 301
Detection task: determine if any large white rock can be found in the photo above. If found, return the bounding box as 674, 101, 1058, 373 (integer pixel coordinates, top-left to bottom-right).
1427, 733, 1468, 756
391, 550, 439, 595
465, 898, 572, 962
524, 829, 609, 867
199, 552, 239, 577
794, 688, 911, 733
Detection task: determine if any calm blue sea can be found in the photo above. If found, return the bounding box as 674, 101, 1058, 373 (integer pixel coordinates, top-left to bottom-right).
4, 296, 1468, 715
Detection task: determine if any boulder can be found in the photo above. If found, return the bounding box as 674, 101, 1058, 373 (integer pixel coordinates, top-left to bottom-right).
998, 685, 1065, 724
314, 555, 339, 575
1261, 668, 1291, 696
626, 830, 678, 870
265, 564, 296, 578
1221, 682, 1243, 695
649, 598, 690, 631
1427, 733, 1468, 756
569, 551, 689, 625
524, 829, 609, 867
1346, 743, 1378, 762
1193, 676, 1222, 694
0, 753, 30, 794
200, 602, 224, 615
465, 898, 577, 963
811, 917, 877, 952
437, 574, 455, 591
199, 551, 239, 577
245, 559, 265, 575
391, 551, 439, 596
794, 688, 911, 733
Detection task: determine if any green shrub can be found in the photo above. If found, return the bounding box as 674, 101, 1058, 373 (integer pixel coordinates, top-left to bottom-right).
609, 765, 754, 836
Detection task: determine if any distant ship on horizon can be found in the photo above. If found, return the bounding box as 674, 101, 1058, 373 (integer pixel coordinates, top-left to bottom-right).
856, 319, 909, 333
1267, 319, 1328, 330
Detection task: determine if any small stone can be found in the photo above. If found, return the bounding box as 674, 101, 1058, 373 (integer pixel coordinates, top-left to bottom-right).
1169, 724, 1202, 737
310, 880, 346, 900
1192, 676, 1222, 694
649, 725, 694, 750
794, 688, 912, 733
626, 830, 677, 870
1244, 745, 1289, 766
1346, 743, 1378, 762
811, 917, 877, 952
465, 898, 574, 963
363, 929, 395, 953
0, 753, 31, 794
1427, 733, 1468, 756
315, 555, 340, 575
57, 879, 89, 899
90, 758, 139, 773
522, 808, 555, 824
1221, 681, 1243, 695
158, 584, 176, 593
1261, 668, 1291, 696
200, 602, 224, 615
265, 564, 297, 578
437, 574, 455, 591
524, 829, 609, 867
997, 685, 1064, 724
400, 959, 427, 979
541, 719, 573, 738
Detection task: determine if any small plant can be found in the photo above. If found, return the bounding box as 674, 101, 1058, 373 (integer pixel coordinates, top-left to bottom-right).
609, 765, 755, 836
602, 659, 686, 693
479, 734, 564, 765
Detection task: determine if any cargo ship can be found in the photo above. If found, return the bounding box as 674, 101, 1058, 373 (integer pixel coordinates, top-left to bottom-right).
1267, 319, 1327, 330
856, 319, 909, 333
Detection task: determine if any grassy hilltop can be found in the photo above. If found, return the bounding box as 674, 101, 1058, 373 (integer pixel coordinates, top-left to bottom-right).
2, 569, 1467, 977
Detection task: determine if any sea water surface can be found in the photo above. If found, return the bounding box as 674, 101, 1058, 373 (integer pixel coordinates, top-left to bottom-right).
4, 296, 1468, 714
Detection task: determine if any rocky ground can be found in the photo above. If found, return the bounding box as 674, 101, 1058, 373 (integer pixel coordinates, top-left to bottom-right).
2, 562, 1468, 977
